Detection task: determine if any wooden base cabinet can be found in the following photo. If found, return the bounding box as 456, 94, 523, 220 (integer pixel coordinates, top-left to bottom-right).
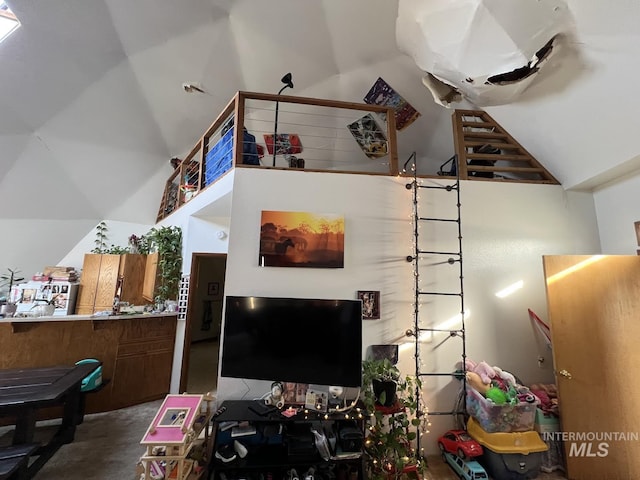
0, 314, 177, 413
76, 253, 147, 314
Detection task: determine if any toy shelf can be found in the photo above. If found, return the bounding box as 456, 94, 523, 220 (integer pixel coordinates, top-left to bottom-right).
138, 393, 215, 480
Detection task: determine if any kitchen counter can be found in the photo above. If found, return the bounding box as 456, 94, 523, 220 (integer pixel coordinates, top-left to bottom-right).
0, 312, 179, 413
0, 311, 177, 323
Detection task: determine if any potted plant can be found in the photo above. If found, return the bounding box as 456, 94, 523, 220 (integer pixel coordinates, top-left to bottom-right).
146, 226, 183, 305
0, 268, 25, 317
361, 358, 427, 480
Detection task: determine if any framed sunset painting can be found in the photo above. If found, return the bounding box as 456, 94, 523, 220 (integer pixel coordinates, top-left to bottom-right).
259, 211, 345, 268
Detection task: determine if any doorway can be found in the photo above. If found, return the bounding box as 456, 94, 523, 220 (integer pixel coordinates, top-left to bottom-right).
180, 253, 227, 395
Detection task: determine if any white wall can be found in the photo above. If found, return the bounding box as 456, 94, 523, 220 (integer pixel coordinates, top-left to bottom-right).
210, 169, 599, 454
593, 170, 640, 254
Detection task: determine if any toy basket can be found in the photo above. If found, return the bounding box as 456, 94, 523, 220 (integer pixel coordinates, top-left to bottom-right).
466, 386, 537, 433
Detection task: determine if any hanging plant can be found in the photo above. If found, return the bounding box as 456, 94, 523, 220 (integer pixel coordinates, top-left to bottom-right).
146, 226, 183, 304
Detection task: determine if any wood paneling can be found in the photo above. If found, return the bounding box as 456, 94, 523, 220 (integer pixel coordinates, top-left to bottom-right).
0, 315, 177, 413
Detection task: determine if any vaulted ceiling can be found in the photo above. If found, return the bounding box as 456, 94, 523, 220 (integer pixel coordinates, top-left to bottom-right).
1, 0, 638, 230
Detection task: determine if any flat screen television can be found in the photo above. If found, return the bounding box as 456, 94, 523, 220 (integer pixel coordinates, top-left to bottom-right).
221, 296, 362, 387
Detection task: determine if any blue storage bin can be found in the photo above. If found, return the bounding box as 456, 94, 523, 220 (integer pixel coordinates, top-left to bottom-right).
205, 128, 234, 186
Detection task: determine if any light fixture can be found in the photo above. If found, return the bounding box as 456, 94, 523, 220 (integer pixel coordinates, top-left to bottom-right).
216, 230, 227, 240
272, 73, 294, 167
182, 82, 205, 94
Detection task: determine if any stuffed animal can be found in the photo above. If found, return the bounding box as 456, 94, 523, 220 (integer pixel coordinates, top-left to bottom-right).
466, 371, 491, 395
493, 366, 517, 388
465, 359, 496, 385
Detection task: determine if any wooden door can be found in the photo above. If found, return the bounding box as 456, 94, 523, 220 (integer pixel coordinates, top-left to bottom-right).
93, 254, 121, 311
119, 253, 146, 306
543, 255, 640, 480
142, 252, 159, 302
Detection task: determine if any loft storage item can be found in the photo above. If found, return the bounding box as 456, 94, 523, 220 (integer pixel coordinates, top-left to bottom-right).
220, 296, 363, 388
348, 114, 388, 159
363, 77, 421, 131
263, 133, 302, 156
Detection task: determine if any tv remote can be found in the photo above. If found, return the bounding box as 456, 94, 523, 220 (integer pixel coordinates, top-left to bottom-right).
212, 405, 227, 418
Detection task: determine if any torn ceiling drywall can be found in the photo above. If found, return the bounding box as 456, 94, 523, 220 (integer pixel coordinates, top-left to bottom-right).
396, 0, 573, 107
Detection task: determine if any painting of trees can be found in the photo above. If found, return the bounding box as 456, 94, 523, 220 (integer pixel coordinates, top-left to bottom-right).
259, 211, 345, 268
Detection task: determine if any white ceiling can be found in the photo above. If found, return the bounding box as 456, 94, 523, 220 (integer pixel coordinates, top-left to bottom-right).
1, 0, 638, 228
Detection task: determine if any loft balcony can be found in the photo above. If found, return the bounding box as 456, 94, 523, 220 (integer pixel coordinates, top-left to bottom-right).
157, 92, 558, 222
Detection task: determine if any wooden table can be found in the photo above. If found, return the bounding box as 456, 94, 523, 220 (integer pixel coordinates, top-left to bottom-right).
0, 363, 102, 479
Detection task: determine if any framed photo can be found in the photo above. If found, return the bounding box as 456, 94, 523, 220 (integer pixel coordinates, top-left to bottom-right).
259, 210, 345, 268
357, 290, 380, 320
207, 282, 220, 296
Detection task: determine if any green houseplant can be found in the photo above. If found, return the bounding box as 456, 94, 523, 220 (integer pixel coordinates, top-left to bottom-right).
146, 226, 183, 304
0, 268, 24, 303
361, 358, 427, 480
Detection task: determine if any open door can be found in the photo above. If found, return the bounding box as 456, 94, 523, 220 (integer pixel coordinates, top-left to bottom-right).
543, 255, 640, 480
180, 253, 226, 394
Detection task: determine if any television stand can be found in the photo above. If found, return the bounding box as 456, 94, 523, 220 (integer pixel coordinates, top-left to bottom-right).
208, 400, 365, 480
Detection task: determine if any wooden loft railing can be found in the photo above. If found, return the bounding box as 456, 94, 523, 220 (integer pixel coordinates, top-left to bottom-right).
446, 109, 560, 184
157, 91, 398, 221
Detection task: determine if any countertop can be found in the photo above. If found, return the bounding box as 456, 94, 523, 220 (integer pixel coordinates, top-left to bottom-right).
0, 311, 179, 323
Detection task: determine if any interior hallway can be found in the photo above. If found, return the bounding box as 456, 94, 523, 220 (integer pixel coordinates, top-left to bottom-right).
186, 338, 219, 395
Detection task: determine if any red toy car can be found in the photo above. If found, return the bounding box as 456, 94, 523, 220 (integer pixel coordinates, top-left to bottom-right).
437, 430, 483, 460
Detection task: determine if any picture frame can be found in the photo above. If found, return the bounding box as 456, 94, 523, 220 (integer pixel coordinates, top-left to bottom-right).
207, 282, 220, 296
259, 210, 345, 268
357, 290, 380, 320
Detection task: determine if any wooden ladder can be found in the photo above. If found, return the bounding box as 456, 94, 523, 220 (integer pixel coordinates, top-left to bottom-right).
451, 109, 559, 184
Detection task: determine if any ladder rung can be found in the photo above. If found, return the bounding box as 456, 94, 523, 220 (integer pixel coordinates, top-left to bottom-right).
418, 184, 459, 190
418, 372, 460, 377
418, 217, 458, 223
462, 131, 508, 139
466, 153, 530, 162
418, 328, 463, 333
461, 121, 494, 128
419, 291, 462, 297
463, 141, 518, 150
417, 250, 460, 256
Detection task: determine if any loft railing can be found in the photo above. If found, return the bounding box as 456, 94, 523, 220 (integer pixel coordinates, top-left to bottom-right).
157, 91, 398, 221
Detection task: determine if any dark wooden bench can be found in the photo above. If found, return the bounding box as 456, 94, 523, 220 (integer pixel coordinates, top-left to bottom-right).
0, 444, 40, 480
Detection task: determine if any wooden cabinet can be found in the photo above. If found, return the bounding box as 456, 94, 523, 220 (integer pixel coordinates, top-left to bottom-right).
76, 253, 147, 314
0, 314, 178, 414
142, 252, 160, 302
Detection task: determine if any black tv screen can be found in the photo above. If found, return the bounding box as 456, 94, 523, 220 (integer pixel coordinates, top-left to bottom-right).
221, 296, 362, 387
